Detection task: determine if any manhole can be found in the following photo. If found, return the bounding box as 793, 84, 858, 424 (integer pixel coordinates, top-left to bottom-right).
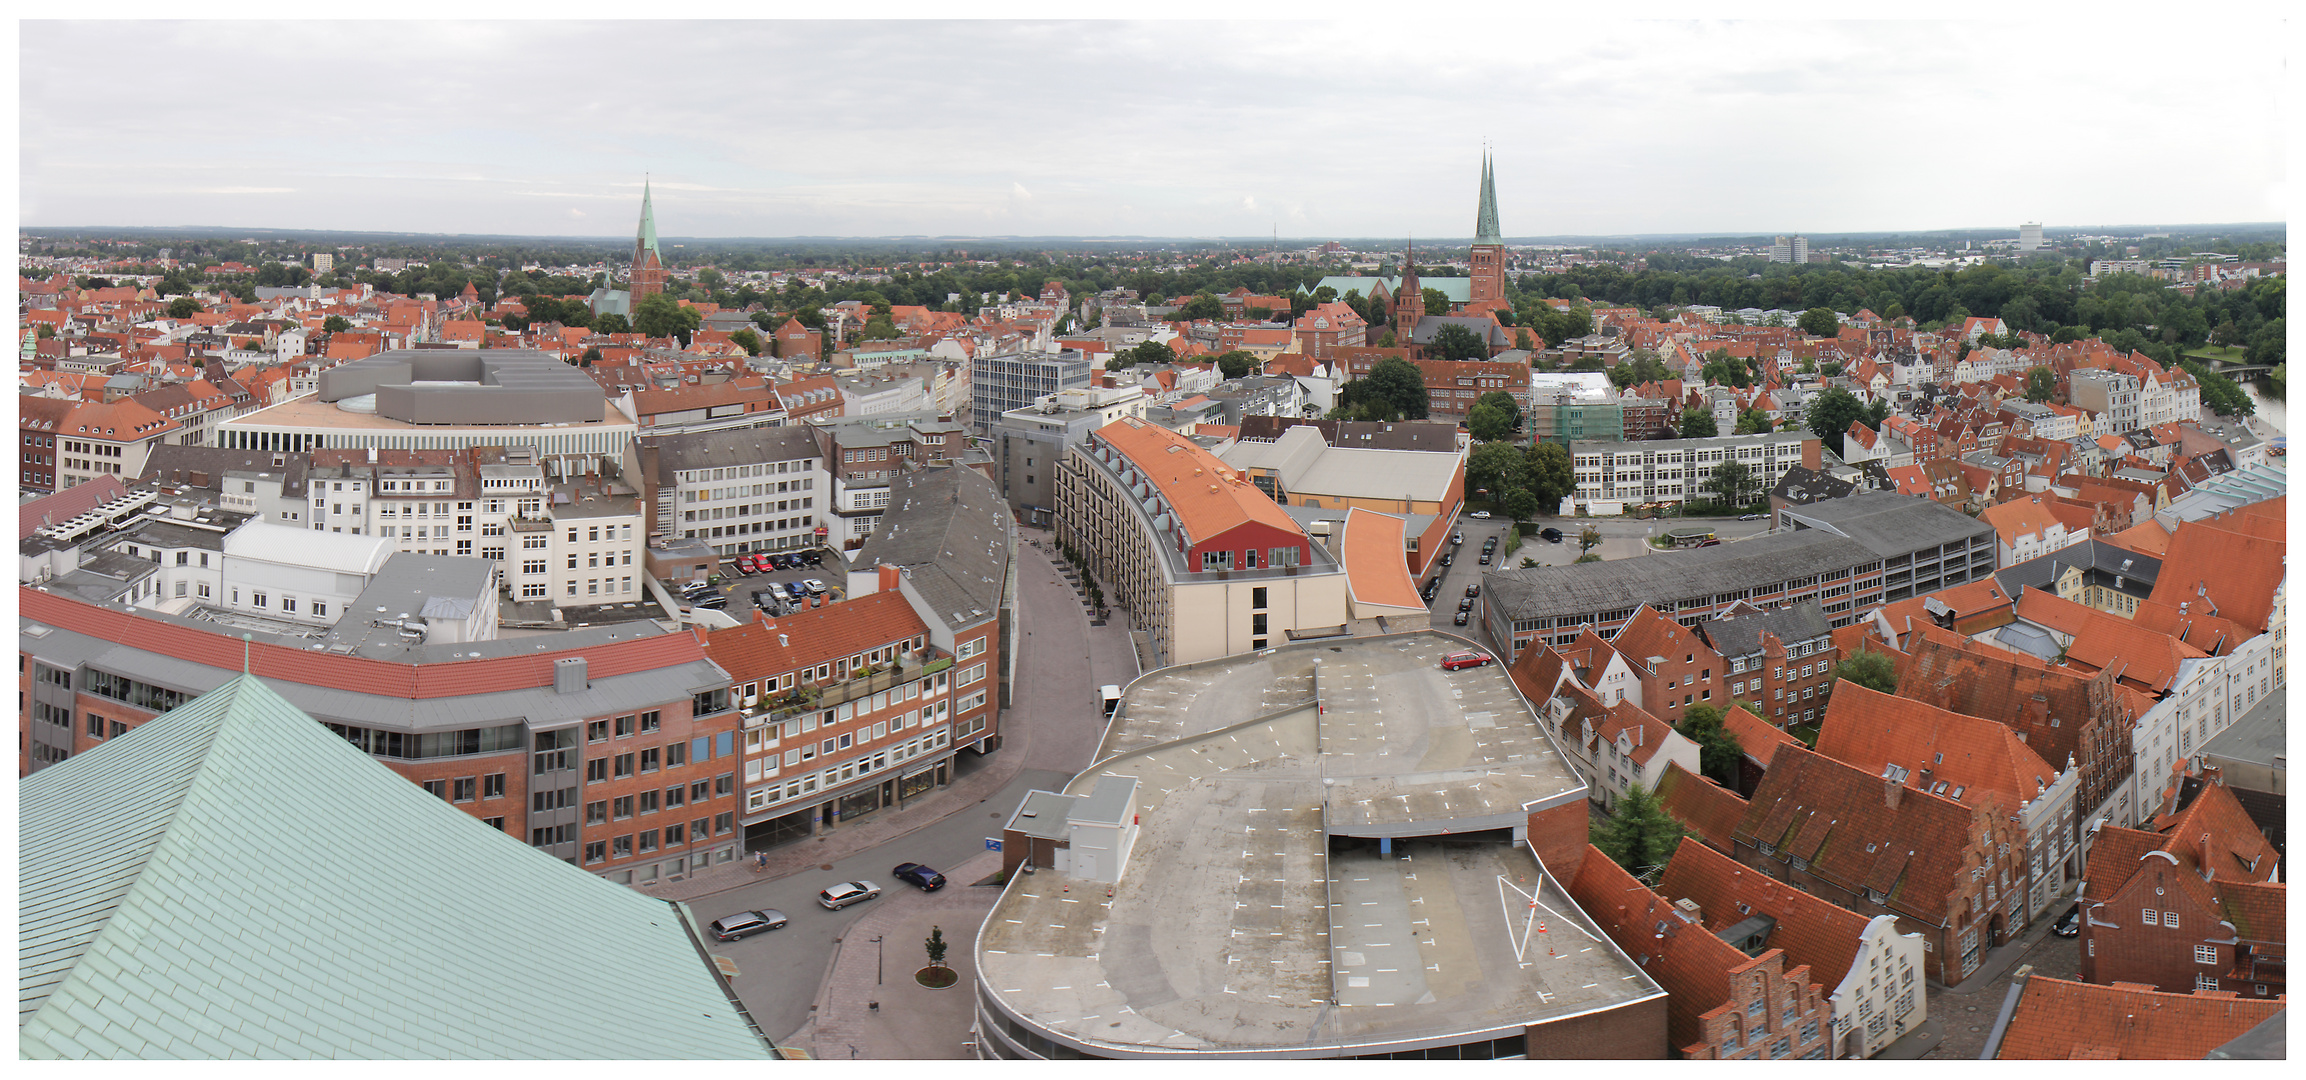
820, 863, 835, 871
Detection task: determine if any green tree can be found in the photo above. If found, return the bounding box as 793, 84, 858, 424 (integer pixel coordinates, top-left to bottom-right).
633, 293, 701, 345
859, 314, 901, 340
729, 328, 764, 356
2025, 366, 2055, 403
1706, 460, 1756, 507
593, 312, 630, 335
1732, 407, 1774, 435
1430, 322, 1490, 361
1837, 649, 1897, 694
1467, 402, 1514, 442
1515, 328, 1536, 352
924, 925, 949, 970
1590, 782, 1684, 882
1805, 387, 1868, 458
1500, 487, 1541, 521
1524, 441, 1577, 511
166, 296, 200, 320
1475, 390, 1521, 431
1796, 307, 1841, 338
1111, 339, 1176, 370
1579, 524, 1602, 555
1680, 409, 1719, 439
1467, 441, 1527, 499
1674, 703, 1746, 788
1421, 286, 1452, 319
578, 346, 603, 367
1214, 349, 1257, 380
1177, 293, 1226, 322
1359, 357, 1430, 420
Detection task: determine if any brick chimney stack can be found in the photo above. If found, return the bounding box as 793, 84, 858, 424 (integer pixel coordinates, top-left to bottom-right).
1884, 777, 1904, 809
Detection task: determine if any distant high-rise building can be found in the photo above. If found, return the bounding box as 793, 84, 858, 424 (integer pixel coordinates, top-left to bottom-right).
1469, 153, 1507, 305
310, 253, 333, 273
1771, 235, 1808, 264
2017, 221, 2045, 253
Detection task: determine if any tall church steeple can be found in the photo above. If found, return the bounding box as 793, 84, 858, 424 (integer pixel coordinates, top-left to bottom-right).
1394, 237, 1424, 339
630, 177, 667, 303
1469, 151, 1507, 306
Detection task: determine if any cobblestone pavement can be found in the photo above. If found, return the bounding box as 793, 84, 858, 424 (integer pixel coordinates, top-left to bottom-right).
783, 849, 1007, 1060
1921, 924, 2081, 1059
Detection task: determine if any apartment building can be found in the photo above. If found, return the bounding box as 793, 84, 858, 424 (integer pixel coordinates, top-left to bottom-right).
813, 416, 971, 548
19, 395, 185, 495
991, 384, 1147, 522
626, 425, 828, 559
706, 585, 965, 851
849, 464, 1012, 754
2068, 369, 2142, 435
1054, 417, 1348, 667
1571, 430, 1819, 510
1697, 600, 1840, 728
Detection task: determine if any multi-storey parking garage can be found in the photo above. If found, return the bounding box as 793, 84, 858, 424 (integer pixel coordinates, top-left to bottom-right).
972, 632, 1670, 1059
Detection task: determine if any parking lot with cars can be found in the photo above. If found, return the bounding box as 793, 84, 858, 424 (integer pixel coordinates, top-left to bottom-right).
1419, 515, 1521, 636
686, 546, 840, 617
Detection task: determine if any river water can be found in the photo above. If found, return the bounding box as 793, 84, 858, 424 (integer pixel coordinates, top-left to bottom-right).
2240, 383, 2285, 435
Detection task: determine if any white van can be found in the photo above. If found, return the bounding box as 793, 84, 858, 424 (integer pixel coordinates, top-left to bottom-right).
1100, 685, 1122, 719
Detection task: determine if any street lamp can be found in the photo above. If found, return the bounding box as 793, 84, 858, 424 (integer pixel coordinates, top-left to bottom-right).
871, 935, 884, 985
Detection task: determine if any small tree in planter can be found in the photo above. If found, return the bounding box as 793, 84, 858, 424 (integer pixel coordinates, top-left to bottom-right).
917, 925, 956, 989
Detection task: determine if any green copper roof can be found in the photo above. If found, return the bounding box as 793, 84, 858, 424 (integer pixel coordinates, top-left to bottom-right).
635, 177, 662, 264
19, 674, 774, 1060
1474, 153, 1503, 246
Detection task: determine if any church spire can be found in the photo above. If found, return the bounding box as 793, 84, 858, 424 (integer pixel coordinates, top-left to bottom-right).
1473, 152, 1503, 247
635, 176, 662, 264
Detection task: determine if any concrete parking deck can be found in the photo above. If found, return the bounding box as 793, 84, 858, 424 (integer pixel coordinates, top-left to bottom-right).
976, 632, 1656, 1056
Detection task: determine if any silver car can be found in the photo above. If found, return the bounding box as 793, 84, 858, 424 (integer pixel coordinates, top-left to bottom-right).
818, 880, 882, 910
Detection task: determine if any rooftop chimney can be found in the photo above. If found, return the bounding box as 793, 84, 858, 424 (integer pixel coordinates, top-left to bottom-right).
1884, 777, 1903, 810
878, 563, 901, 596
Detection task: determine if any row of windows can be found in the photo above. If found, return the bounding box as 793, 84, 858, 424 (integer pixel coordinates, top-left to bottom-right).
327, 721, 527, 760
418, 773, 508, 802
578, 813, 735, 863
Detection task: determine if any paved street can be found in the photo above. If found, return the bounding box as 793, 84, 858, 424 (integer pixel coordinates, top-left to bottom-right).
671, 531, 1134, 1056
1910, 916, 2080, 1060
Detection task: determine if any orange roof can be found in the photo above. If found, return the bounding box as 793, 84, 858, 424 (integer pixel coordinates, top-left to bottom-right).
1658, 836, 1876, 991
1979, 496, 2065, 545
2145, 514, 2286, 631
1719, 705, 1804, 769
1339, 508, 1422, 609
2136, 779, 2282, 885
1816, 682, 2061, 813
2013, 588, 2206, 694
1652, 761, 1749, 854
1091, 417, 1305, 550
1994, 976, 2280, 1059
1609, 604, 1716, 673
699, 590, 929, 684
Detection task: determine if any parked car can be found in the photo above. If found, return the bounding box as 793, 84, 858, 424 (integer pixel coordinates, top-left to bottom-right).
1481, 537, 1498, 553
803, 579, 827, 596
1469, 510, 1492, 519
693, 595, 728, 609
1453, 611, 1470, 625
1465, 584, 1481, 598
2052, 904, 2082, 938
1478, 553, 1492, 565
786, 581, 810, 602
1738, 513, 1764, 521
732, 557, 757, 576
708, 909, 788, 941
1540, 527, 1563, 542
1697, 539, 1722, 548
892, 862, 946, 891
818, 880, 882, 910
1457, 597, 1474, 612
802, 550, 823, 566
1438, 552, 1453, 567
1452, 532, 1465, 546
1440, 650, 1492, 670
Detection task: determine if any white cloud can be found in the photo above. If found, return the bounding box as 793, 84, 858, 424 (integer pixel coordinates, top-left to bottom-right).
18, 17, 2286, 237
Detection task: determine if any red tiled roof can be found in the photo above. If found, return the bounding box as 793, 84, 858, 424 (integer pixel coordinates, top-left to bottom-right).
1566, 843, 1779, 1056
1719, 705, 1804, 770
2013, 588, 2206, 694
700, 590, 929, 684
2144, 779, 2281, 885
1815, 682, 2061, 815
1652, 761, 1749, 855
1737, 746, 1990, 923
1658, 836, 1875, 991
1609, 604, 1716, 675
1093, 417, 1304, 548
2145, 514, 2286, 631
1994, 975, 2281, 1059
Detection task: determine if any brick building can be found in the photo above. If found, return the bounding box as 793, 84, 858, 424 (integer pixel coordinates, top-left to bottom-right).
1568, 844, 1833, 1059
1733, 746, 2029, 984
1605, 604, 1722, 725
2077, 780, 2283, 997
1696, 599, 1839, 728
1989, 973, 2283, 1059
1657, 837, 1929, 1058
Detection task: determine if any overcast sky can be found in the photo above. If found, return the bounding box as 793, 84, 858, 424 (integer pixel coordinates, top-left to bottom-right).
18, 15, 2289, 241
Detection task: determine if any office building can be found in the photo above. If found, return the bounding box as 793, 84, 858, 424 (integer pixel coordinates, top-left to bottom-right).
970, 349, 1094, 431
991, 385, 1147, 524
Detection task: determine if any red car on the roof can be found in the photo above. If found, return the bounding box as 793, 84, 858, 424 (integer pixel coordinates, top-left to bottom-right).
1440, 650, 1492, 671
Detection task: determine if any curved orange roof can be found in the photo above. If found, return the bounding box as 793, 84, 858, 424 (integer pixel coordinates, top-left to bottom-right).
1339, 508, 1421, 610
1094, 417, 1304, 548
